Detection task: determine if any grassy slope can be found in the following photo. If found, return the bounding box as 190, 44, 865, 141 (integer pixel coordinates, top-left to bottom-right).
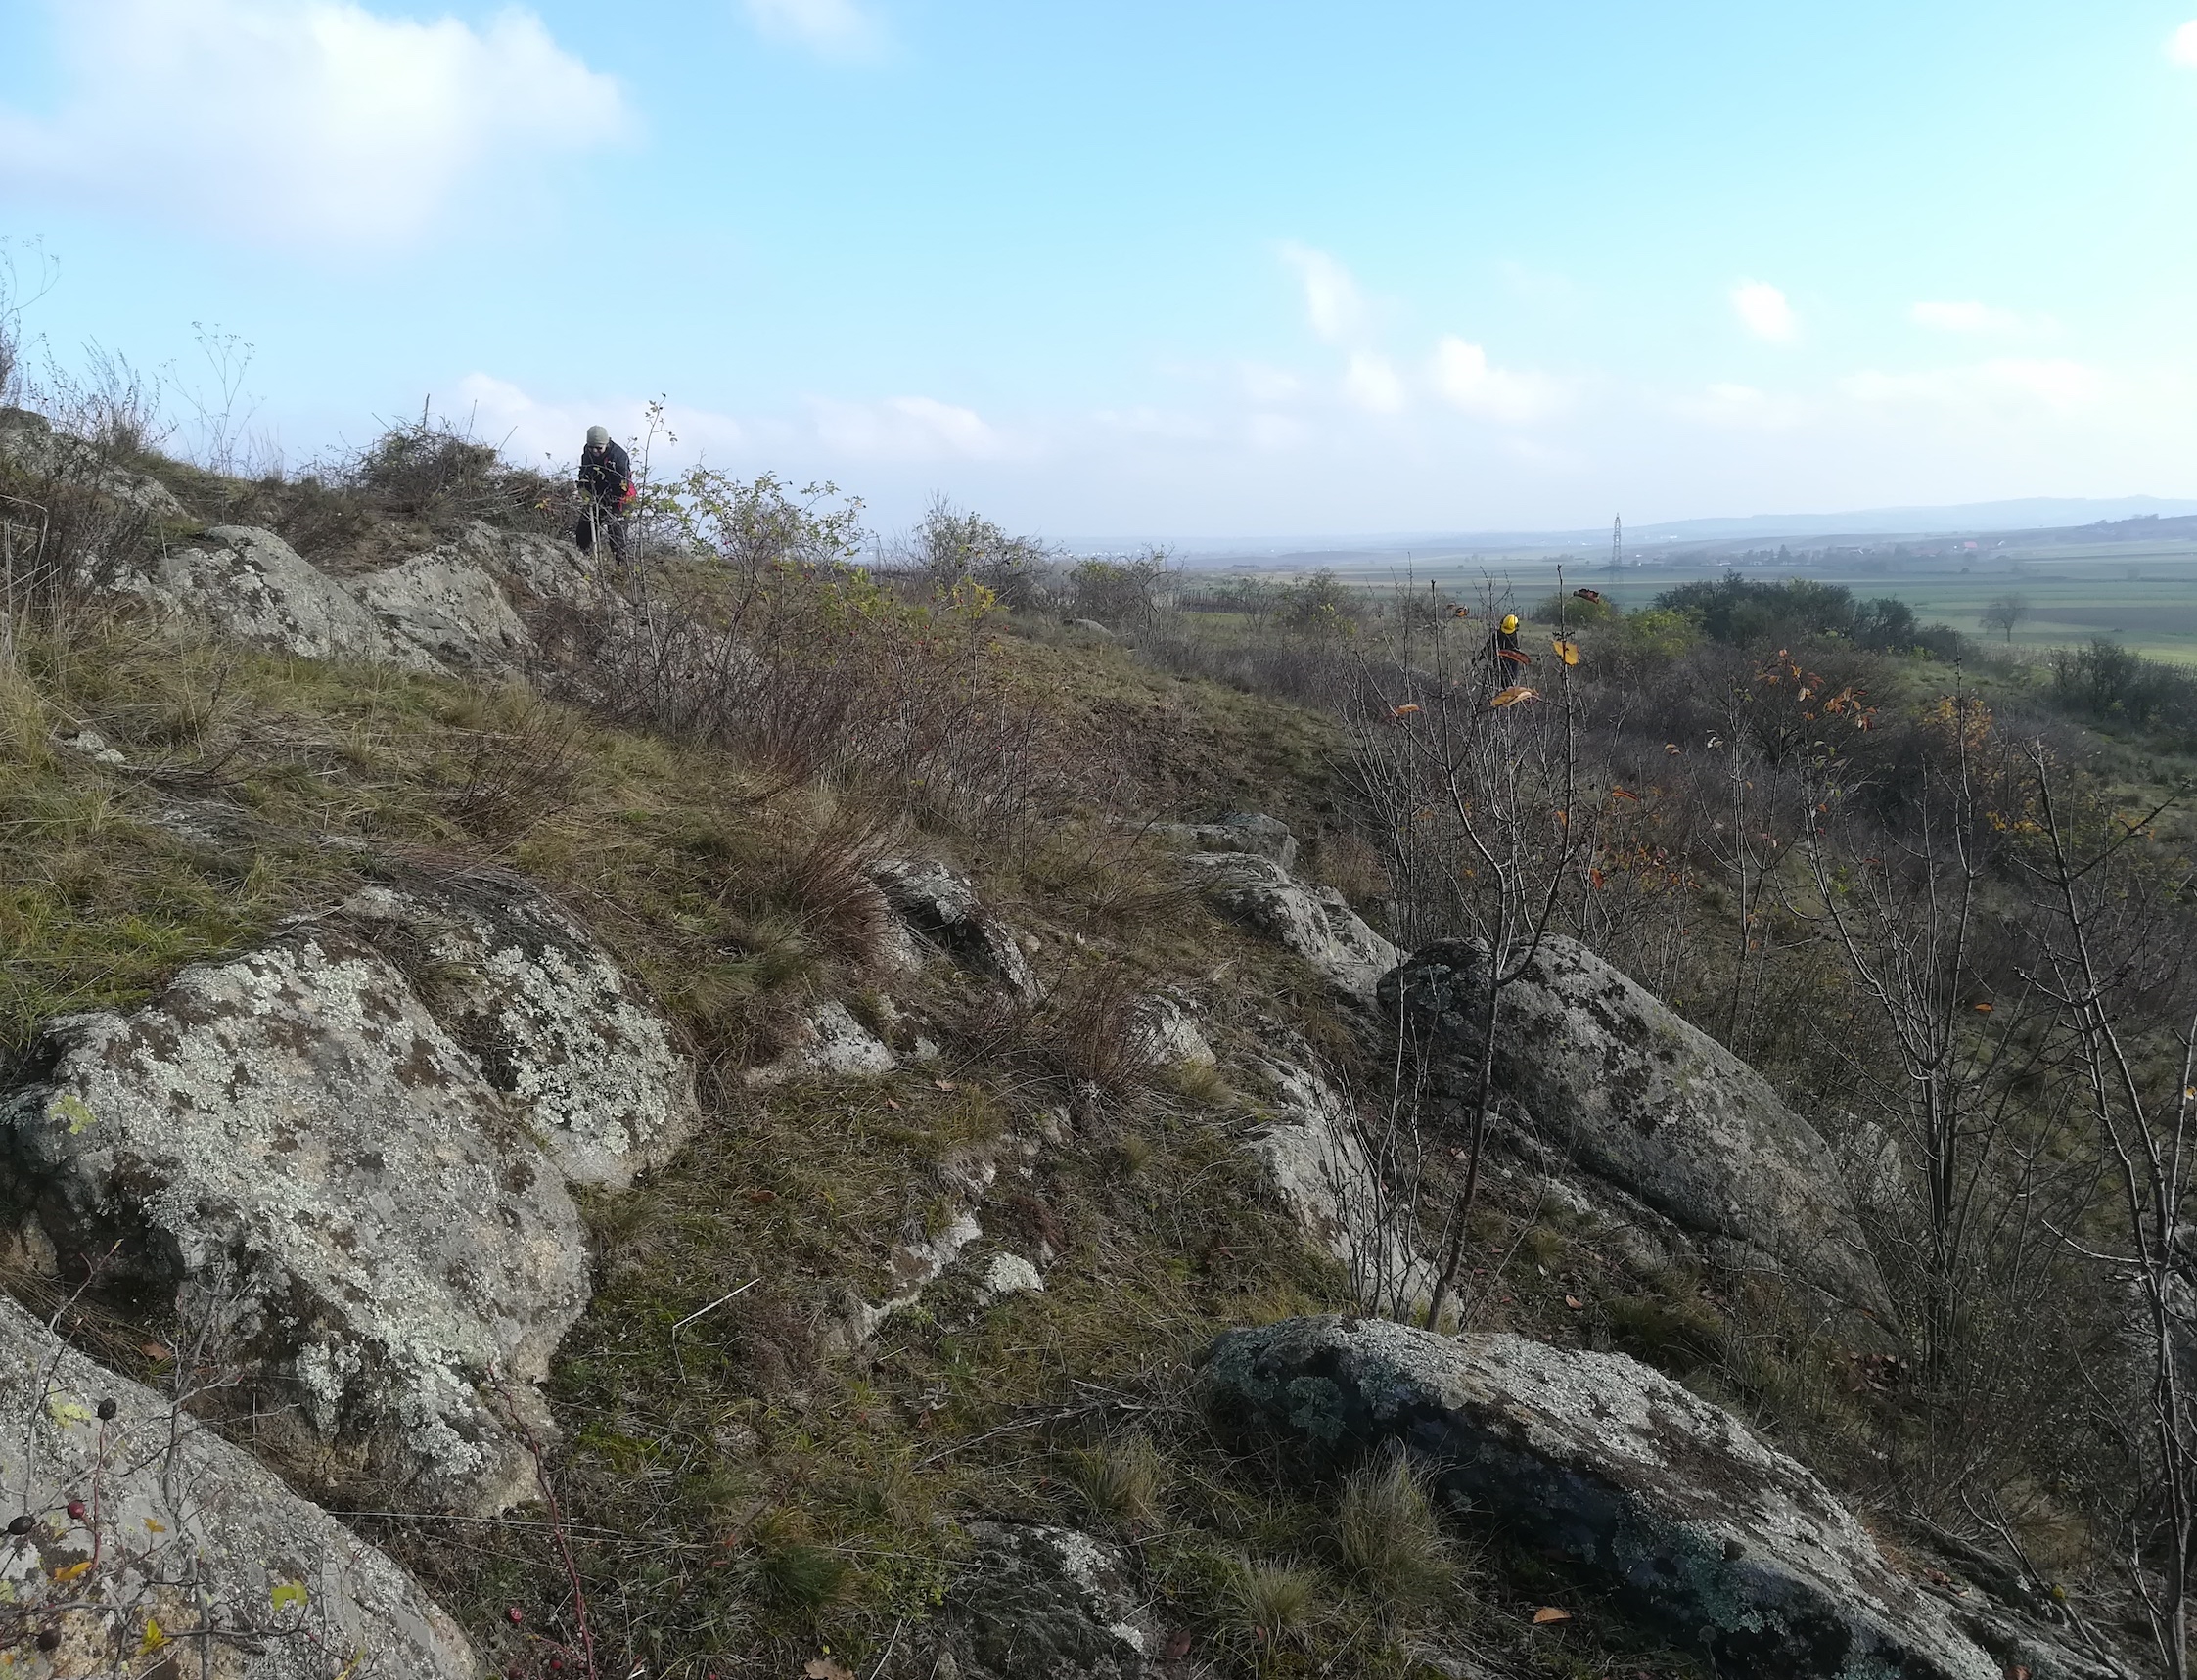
0, 598, 1762, 1679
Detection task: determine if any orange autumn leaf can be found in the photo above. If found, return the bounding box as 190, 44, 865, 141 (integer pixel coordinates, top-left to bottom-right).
52, 1560, 93, 1583
1533, 1606, 1572, 1625
1389, 703, 1422, 718
1588, 867, 1606, 890
1489, 686, 1538, 708
1551, 638, 1579, 666
1611, 787, 1641, 802
1498, 647, 1533, 665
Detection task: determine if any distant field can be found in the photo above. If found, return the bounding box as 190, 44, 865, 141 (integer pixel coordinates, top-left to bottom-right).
1281, 541, 2197, 665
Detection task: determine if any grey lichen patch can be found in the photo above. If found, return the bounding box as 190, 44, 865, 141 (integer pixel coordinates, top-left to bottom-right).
0, 926, 592, 1514
931, 1522, 1161, 1680
1202, 1315, 2001, 1680
342, 877, 698, 1190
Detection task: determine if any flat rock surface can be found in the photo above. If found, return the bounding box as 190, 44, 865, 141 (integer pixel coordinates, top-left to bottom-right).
1203, 1315, 2001, 1680
0, 1292, 476, 1680
0, 922, 590, 1514
1380, 936, 1885, 1308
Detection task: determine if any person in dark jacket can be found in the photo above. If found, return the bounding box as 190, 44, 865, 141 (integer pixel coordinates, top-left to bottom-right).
575, 424, 633, 562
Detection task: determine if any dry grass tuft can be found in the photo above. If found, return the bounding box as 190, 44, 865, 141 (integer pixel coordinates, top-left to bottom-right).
1064, 1431, 1168, 1532
1226, 1555, 1322, 1650
1335, 1448, 1455, 1612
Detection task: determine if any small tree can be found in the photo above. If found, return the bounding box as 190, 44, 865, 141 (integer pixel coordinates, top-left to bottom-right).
1979, 593, 2030, 644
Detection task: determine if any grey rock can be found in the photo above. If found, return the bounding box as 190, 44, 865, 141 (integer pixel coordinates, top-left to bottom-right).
1149, 810, 1300, 872
747, 1002, 900, 1087
0, 407, 189, 521
1380, 937, 1885, 1309
346, 548, 533, 676
979, 1251, 1046, 1302
122, 526, 383, 661
1246, 1060, 1432, 1317
1182, 852, 1396, 1002
932, 1521, 1161, 1680
868, 858, 1035, 995
342, 878, 697, 1190
1203, 1315, 2000, 1680
0, 1293, 476, 1680
1128, 993, 1214, 1069
0, 925, 591, 1514
1064, 617, 1118, 638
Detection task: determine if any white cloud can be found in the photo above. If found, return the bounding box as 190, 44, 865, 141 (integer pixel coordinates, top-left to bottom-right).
1671, 382, 1809, 431
2172, 20, 2197, 66
1911, 299, 2023, 334
1731, 280, 1797, 341
1428, 337, 1566, 423
0, 0, 626, 250
811, 394, 1017, 460
742, 0, 883, 57
1239, 362, 1304, 403
455, 375, 741, 469
1279, 243, 1369, 344
1343, 353, 1408, 414
1840, 357, 2108, 413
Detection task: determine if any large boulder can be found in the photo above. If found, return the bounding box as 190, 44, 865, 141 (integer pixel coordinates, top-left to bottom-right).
121, 526, 384, 661
0, 918, 592, 1514
1149, 811, 1299, 872
1379, 937, 1884, 1309
114, 523, 567, 679
0, 1292, 476, 1680
0, 407, 190, 521
1182, 852, 1396, 1003
346, 548, 534, 676
1202, 1315, 2000, 1680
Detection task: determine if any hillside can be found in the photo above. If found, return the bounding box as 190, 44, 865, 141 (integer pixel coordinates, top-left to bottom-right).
1, 409, 2191, 1680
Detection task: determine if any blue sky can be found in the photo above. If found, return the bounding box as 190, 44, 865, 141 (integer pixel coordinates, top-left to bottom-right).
4, 0, 2197, 542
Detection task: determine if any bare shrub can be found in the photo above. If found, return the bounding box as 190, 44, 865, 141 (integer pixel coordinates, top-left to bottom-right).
572, 470, 1060, 836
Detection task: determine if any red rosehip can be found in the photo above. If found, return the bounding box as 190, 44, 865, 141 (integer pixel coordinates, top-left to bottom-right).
66, 1500, 87, 1521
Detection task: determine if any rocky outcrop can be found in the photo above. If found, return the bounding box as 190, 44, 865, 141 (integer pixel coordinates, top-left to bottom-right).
121, 526, 384, 662
1182, 851, 1396, 1003
928, 1522, 1161, 1680
1203, 1315, 2000, 1680
0, 407, 189, 521
0, 878, 693, 1514
1246, 1061, 1431, 1317
1149, 811, 1299, 872
113, 522, 597, 679
868, 858, 1035, 995
0, 1292, 477, 1680
1379, 937, 1884, 1309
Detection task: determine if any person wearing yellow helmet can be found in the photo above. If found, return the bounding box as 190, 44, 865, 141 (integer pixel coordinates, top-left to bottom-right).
1488, 611, 1524, 665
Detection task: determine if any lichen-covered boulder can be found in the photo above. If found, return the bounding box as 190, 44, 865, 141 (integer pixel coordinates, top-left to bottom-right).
0, 925, 590, 1515
1379, 937, 1884, 1309
0, 1293, 476, 1680
1182, 852, 1396, 1002
1202, 1316, 2000, 1680
928, 1522, 1161, 1680
868, 858, 1035, 995
344, 878, 697, 1190
121, 526, 383, 661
